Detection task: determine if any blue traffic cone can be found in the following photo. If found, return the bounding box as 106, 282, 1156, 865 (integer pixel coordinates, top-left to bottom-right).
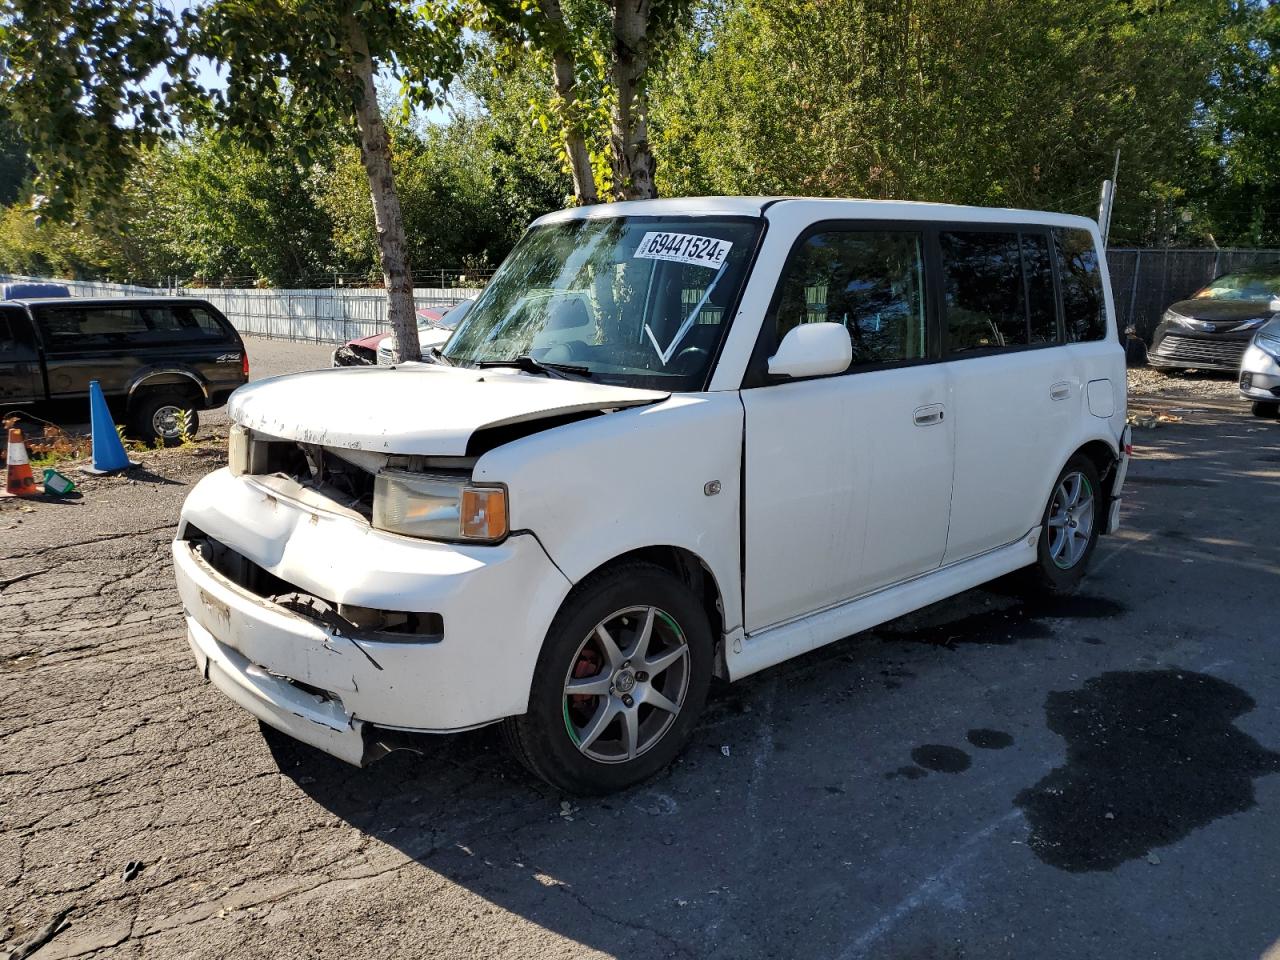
82, 380, 139, 474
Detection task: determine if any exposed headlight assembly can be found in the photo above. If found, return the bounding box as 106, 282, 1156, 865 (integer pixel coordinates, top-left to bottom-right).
373, 469, 508, 543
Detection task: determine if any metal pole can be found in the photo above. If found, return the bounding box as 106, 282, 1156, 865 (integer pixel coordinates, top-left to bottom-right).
1128, 250, 1142, 332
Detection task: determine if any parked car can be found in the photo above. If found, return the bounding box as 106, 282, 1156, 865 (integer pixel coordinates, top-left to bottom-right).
1238, 311, 1280, 417
0, 296, 247, 443
374, 300, 472, 366
330, 302, 472, 367
173, 198, 1129, 794
1, 281, 69, 300
1149, 269, 1280, 372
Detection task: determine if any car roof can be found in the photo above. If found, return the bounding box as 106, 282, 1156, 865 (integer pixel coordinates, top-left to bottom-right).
8, 296, 214, 308
533, 196, 1099, 233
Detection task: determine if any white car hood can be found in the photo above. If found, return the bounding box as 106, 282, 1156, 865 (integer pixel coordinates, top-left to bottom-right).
229, 364, 668, 455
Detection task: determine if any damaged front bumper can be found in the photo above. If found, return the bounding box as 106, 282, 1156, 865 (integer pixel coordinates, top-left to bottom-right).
173, 468, 571, 765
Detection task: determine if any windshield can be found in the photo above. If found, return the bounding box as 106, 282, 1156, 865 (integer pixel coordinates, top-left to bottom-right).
419, 299, 472, 332
1193, 271, 1280, 302
442, 216, 763, 389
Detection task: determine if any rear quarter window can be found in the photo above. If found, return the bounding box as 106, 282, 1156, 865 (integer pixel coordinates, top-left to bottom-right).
1055, 228, 1107, 342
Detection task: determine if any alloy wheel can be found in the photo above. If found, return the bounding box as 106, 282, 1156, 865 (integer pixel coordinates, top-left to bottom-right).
1047, 470, 1095, 569
561, 605, 691, 764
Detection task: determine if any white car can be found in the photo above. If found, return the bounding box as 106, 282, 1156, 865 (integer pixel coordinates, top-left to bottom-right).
1238, 307, 1280, 418
375, 299, 473, 366
173, 197, 1130, 794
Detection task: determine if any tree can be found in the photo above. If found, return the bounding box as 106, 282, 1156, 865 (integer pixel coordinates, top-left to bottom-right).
648, 0, 1231, 242
1189, 0, 1280, 246
0, 0, 463, 360
472, 0, 694, 202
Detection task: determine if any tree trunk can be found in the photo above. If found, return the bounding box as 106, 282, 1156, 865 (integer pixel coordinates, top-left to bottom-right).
610, 0, 657, 200
344, 16, 420, 362
540, 0, 599, 205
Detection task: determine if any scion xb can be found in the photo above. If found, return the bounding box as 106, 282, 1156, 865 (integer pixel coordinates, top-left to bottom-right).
172, 198, 1130, 794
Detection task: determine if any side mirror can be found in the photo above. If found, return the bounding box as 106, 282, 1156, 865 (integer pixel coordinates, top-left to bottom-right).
767, 322, 852, 378
1269, 297, 1280, 313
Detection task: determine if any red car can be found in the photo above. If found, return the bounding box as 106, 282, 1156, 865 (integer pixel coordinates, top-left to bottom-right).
331, 307, 448, 367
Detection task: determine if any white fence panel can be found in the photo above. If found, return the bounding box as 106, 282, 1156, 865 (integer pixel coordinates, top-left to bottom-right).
0, 274, 483, 345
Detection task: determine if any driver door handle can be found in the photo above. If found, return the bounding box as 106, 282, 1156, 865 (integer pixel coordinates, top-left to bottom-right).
914, 403, 945, 426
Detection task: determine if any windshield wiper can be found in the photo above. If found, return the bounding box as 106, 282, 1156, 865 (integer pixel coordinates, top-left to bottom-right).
476, 355, 592, 379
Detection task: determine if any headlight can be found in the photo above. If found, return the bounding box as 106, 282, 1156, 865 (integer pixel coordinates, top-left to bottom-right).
373, 470, 509, 542
1257, 333, 1280, 360
1164, 310, 1196, 328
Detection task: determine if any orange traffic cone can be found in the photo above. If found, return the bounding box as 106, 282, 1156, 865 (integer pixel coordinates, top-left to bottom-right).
2, 428, 41, 497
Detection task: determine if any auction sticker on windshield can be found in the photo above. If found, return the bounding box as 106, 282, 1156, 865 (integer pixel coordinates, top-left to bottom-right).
634, 232, 732, 269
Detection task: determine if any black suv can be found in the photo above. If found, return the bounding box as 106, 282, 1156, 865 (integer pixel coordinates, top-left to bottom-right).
0, 296, 248, 444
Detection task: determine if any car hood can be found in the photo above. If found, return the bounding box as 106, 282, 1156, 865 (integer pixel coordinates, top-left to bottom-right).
1167, 298, 1277, 332
348, 333, 387, 350
228, 364, 668, 455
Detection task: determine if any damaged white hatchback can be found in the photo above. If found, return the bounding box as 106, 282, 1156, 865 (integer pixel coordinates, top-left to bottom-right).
173, 197, 1130, 794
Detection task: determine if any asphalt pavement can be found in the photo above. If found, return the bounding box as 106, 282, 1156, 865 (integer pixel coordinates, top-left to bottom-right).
2, 364, 1279, 960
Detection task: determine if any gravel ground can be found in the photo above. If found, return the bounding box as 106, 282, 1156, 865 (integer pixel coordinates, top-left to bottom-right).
4, 350, 1280, 960
1127, 366, 1239, 402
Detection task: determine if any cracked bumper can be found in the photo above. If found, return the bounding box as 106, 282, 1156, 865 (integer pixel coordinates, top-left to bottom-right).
173, 469, 572, 760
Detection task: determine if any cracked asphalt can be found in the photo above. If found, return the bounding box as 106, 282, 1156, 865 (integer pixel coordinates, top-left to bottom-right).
3, 361, 1280, 960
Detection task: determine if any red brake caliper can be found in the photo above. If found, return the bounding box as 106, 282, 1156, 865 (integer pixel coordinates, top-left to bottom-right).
568, 647, 604, 723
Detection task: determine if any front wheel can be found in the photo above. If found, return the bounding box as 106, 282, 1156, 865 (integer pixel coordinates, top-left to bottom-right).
1251, 400, 1279, 419
1023, 456, 1102, 595
503, 562, 713, 794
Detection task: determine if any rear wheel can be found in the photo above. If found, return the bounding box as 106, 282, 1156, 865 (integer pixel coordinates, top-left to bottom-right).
1022, 455, 1102, 596
129, 390, 200, 446
1251, 400, 1279, 419
503, 562, 713, 794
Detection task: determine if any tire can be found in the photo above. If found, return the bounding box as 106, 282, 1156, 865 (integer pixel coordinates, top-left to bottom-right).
1251, 401, 1279, 419
128, 390, 200, 446
1022, 455, 1103, 596
1124, 337, 1148, 368
503, 562, 713, 795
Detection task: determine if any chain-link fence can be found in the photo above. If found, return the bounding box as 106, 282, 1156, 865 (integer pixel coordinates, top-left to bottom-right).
0, 275, 484, 344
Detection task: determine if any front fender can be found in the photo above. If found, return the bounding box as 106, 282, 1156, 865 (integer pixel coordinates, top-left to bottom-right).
473, 393, 745, 635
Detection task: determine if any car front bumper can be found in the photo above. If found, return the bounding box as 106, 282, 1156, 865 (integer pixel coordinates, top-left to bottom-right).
1239, 343, 1280, 402
173, 468, 571, 764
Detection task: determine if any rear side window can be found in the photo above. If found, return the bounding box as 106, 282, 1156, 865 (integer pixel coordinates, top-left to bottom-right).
941, 229, 1061, 353
1055, 228, 1106, 342
39, 306, 145, 347
38, 303, 232, 348
190, 306, 234, 338
771, 229, 927, 368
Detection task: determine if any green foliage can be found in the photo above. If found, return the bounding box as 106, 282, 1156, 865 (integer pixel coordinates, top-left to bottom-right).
1187, 0, 1280, 246
0, 0, 178, 217
650, 0, 1233, 244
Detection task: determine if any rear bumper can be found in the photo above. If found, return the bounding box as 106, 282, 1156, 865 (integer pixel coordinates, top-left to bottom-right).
173, 468, 572, 760
1104, 424, 1131, 535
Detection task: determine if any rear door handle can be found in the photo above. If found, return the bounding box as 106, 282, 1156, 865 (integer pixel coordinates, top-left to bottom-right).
913, 403, 945, 426
1050, 381, 1072, 401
